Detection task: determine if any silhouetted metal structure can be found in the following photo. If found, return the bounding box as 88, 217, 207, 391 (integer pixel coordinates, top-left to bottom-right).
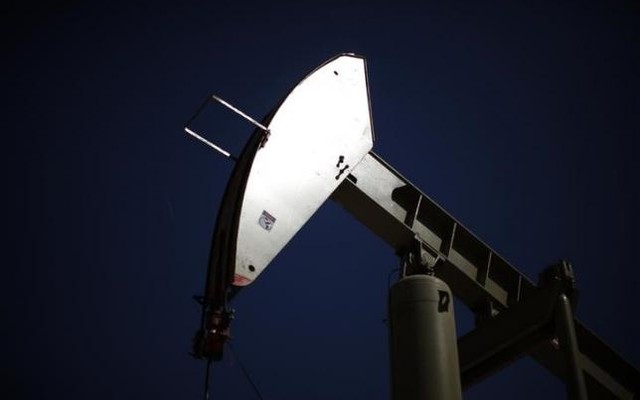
187, 54, 639, 399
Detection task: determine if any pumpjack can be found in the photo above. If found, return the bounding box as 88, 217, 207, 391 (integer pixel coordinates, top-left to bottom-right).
186, 54, 639, 399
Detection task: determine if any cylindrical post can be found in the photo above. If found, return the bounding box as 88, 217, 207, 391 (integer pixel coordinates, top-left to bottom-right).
556, 294, 588, 400
389, 275, 462, 400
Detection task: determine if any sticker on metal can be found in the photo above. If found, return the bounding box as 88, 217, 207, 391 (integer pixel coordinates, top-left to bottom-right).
258, 210, 276, 231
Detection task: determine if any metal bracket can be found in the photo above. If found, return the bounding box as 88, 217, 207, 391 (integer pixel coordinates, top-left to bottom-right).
183, 94, 271, 160
400, 237, 443, 278
191, 296, 234, 361
538, 260, 580, 307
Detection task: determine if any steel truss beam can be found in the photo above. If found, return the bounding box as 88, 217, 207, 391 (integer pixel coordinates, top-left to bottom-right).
332, 152, 639, 398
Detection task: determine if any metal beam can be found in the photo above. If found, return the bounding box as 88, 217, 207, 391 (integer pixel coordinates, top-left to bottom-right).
332, 152, 640, 398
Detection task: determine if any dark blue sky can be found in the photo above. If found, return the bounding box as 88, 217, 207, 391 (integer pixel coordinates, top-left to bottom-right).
5, 1, 639, 399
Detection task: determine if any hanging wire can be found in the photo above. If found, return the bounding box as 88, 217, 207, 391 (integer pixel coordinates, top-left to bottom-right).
227, 342, 266, 400
204, 359, 213, 400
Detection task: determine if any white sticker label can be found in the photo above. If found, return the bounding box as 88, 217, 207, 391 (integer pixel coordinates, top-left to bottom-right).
258, 210, 276, 231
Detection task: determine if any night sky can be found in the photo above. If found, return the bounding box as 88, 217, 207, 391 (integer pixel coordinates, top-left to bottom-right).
5, 1, 639, 399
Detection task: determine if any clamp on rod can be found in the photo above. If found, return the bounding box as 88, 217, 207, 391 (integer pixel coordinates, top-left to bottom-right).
192, 296, 234, 361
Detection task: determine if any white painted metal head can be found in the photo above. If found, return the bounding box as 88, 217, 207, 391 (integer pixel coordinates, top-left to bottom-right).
232, 54, 375, 286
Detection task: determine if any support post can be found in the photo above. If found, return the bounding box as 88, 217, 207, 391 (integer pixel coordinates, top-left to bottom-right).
556, 293, 588, 400
389, 275, 462, 400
